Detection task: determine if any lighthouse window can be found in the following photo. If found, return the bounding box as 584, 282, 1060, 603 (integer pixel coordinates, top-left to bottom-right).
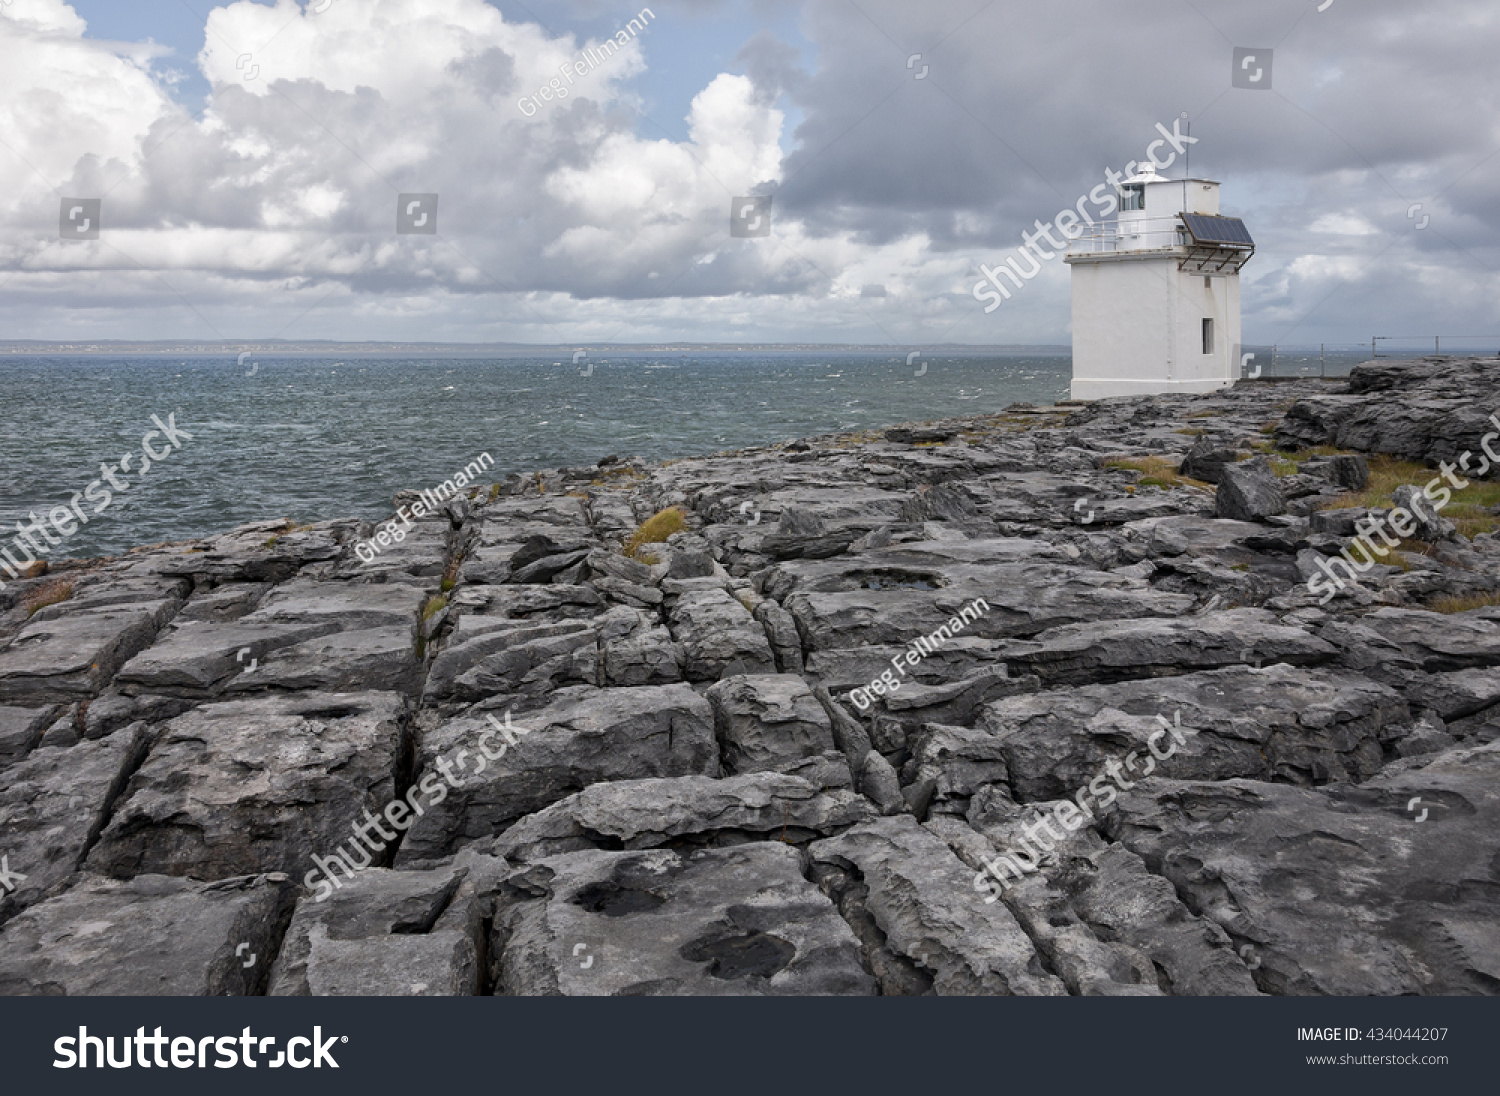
1120, 184, 1145, 211
1202, 318, 1215, 354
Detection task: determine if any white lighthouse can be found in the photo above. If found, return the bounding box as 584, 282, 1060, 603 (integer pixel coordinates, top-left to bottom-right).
1064, 162, 1254, 400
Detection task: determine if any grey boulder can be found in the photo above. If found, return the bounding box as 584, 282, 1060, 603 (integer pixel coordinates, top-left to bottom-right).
491, 772, 873, 862
1215, 456, 1286, 521
87, 692, 405, 882
705, 674, 837, 776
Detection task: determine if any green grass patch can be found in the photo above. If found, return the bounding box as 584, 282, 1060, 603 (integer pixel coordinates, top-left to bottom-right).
1314, 459, 1500, 538
1428, 591, 1500, 614
1276, 444, 1352, 461
624, 506, 687, 559
1104, 456, 1210, 490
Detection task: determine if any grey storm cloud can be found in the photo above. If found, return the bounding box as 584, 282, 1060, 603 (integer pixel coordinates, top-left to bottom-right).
0, 0, 1495, 345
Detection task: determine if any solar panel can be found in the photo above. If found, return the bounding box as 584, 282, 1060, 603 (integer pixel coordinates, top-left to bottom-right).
1181, 214, 1254, 247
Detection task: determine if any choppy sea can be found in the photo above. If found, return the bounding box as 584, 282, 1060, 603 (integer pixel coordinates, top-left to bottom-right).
0, 349, 1369, 559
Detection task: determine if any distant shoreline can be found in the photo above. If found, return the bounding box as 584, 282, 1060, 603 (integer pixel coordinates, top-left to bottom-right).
0, 342, 1438, 358
0, 342, 1072, 358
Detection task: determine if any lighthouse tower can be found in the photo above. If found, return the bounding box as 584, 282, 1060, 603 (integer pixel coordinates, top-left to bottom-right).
1065, 162, 1254, 400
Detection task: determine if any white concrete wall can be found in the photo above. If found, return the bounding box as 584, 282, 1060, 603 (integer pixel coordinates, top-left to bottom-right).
1115, 180, 1219, 249
1168, 267, 1238, 388
1069, 255, 1238, 400
1181, 180, 1219, 215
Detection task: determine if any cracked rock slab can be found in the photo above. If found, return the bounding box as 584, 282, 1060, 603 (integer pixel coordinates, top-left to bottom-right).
998, 608, 1336, 686
496, 843, 873, 995
918, 816, 1148, 996
156, 520, 356, 584
0, 727, 151, 920
785, 565, 1194, 652
904, 723, 1011, 813
1331, 607, 1500, 672
116, 580, 425, 697
1106, 742, 1500, 995
981, 663, 1406, 799
270, 857, 506, 996
668, 589, 776, 681
398, 684, 719, 864
424, 617, 600, 706
1060, 842, 1262, 996
0, 872, 297, 995
87, 692, 405, 883
809, 815, 1065, 996
705, 674, 837, 776
493, 773, 875, 862
0, 600, 180, 703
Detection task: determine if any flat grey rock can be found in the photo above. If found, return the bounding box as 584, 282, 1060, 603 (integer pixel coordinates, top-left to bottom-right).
492, 772, 873, 861
1331, 607, 1500, 671
497, 844, 873, 995
0, 727, 151, 920
809, 815, 1065, 996
981, 663, 1406, 800
705, 673, 836, 776
87, 692, 404, 882
0, 600, 179, 703
116, 580, 425, 697
398, 685, 718, 864
1106, 741, 1500, 995
269, 857, 505, 996
0, 872, 297, 995
998, 608, 1336, 686
786, 563, 1194, 652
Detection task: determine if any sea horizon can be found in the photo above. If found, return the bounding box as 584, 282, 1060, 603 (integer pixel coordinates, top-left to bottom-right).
0, 347, 1391, 561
